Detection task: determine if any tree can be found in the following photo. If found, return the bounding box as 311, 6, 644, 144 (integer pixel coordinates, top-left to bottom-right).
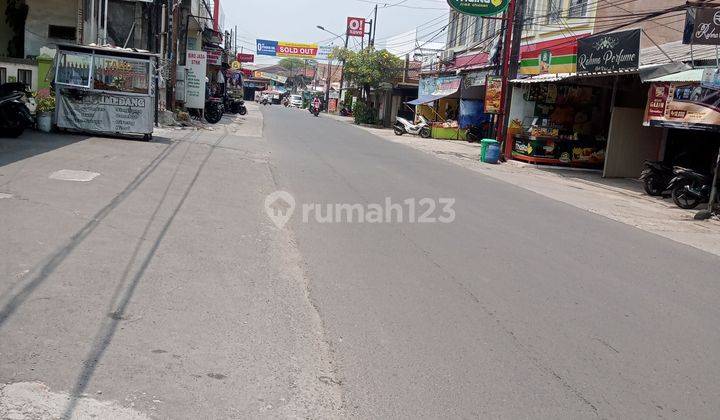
332, 47, 403, 102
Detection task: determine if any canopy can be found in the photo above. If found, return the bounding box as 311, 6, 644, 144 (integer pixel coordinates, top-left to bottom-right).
644, 68, 706, 83
407, 92, 454, 106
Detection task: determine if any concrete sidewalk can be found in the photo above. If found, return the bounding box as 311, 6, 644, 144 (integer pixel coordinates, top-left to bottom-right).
324, 113, 720, 257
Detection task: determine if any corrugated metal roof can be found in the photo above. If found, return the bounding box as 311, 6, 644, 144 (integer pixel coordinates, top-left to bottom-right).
644, 68, 706, 82
510, 73, 575, 84
640, 41, 720, 67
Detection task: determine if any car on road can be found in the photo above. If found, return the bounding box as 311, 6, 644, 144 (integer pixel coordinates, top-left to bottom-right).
289, 94, 303, 108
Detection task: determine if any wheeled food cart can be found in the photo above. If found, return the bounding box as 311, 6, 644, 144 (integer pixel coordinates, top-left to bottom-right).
54, 44, 158, 140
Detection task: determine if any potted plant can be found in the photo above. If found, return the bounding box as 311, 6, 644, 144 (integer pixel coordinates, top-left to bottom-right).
34, 89, 55, 133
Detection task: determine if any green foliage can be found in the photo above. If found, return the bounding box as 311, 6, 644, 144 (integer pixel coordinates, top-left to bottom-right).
352, 101, 376, 125
33, 89, 55, 113
332, 47, 403, 91
278, 58, 317, 70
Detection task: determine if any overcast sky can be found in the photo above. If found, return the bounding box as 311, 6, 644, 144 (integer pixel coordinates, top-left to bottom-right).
222, 0, 450, 64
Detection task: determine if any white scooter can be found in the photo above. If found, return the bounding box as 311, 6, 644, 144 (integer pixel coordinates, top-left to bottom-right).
394, 115, 431, 138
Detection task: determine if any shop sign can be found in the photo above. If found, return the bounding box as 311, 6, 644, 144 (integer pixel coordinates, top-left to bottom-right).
236, 53, 255, 63
204, 48, 222, 66
644, 82, 720, 131
447, 0, 509, 17
484, 75, 502, 114
577, 29, 640, 74
435, 76, 462, 96
231, 61, 241, 70
418, 76, 462, 97
347, 17, 366, 37
691, 8, 720, 45
463, 70, 490, 88
256, 39, 319, 59
57, 90, 153, 134
520, 45, 577, 75
185, 50, 207, 109
253, 71, 288, 84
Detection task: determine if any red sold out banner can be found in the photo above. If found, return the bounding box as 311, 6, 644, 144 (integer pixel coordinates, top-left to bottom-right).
347, 17, 366, 37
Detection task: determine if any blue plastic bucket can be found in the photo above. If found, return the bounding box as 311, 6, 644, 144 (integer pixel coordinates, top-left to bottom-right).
484, 143, 501, 164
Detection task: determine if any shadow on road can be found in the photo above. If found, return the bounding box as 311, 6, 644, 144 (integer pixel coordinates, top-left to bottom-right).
0, 131, 87, 169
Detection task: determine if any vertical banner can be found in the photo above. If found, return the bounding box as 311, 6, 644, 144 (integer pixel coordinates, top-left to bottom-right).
484, 75, 502, 114
185, 50, 207, 109
347, 17, 366, 37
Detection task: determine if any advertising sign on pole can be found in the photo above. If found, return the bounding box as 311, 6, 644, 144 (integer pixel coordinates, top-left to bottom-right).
644, 82, 720, 132
446, 0, 509, 17
317, 46, 333, 61
347, 17, 366, 37
237, 53, 255, 63
256, 39, 279, 56
577, 29, 641, 74
204, 48, 222, 66
185, 50, 207, 109
691, 8, 720, 45
484, 75, 503, 114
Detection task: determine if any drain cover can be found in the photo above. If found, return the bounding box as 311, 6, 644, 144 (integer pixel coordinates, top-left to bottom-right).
49, 170, 100, 182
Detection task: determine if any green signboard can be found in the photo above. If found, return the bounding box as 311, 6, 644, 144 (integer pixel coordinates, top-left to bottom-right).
447, 0, 509, 16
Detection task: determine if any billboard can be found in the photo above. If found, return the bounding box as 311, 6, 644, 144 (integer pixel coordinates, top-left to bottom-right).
257, 39, 318, 59
644, 82, 720, 132
347, 17, 366, 37
691, 8, 720, 45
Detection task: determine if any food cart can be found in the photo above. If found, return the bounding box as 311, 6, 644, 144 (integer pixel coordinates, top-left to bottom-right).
54, 44, 158, 140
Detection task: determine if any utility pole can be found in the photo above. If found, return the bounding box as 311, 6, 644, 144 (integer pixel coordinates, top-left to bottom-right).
497, 0, 527, 159
337, 33, 350, 108
169, 0, 180, 110
324, 56, 332, 108
371, 5, 378, 47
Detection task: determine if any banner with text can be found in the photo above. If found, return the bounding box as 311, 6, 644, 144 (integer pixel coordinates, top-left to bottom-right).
185, 50, 207, 108
644, 82, 720, 132
257, 39, 319, 59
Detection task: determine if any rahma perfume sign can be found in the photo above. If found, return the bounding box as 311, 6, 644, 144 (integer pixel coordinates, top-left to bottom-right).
447, 0, 509, 17
577, 29, 640, 74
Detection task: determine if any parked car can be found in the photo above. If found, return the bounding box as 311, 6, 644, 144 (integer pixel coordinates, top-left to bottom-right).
289, 94, 303, 108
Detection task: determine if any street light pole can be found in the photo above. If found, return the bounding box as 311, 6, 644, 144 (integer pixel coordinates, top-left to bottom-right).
317, 25, 346, 112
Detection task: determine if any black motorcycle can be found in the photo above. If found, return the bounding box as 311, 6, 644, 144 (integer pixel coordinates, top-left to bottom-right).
640, 160, 674, 196
224, 96, 247, 115
668, 167, 712, 209
0, 82, 34, 138
204, 98, 224, 124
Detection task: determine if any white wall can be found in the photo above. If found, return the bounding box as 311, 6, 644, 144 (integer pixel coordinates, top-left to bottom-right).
0, 60, 39, 91
24, 0, 78, 57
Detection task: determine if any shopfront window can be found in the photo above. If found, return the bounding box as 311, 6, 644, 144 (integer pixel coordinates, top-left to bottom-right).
56, 52, 92, 87
93, 56, 150, 94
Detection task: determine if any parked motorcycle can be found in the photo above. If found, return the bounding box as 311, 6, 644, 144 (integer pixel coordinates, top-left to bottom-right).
668, 167, 712, 209
640, 160, 674, 196
224, 96, 247, 115
261, 97, 270, 106
0, 82, 34, 138
204, 98, 224, 124
394, 115, 431, 139
339, 106, 352, 117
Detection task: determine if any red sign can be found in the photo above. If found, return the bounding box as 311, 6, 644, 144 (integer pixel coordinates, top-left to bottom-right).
237, 53, 254, 63
646, 83, 670, 118
347, 17, 366, 37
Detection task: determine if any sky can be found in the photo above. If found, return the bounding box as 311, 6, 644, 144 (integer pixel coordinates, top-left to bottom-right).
222, 0, 450, 65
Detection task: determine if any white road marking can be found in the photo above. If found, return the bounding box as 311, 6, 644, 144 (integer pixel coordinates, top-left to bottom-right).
49, 169, 100, 182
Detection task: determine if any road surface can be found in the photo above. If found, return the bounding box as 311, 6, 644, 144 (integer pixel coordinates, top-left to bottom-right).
1, 106, 719, 418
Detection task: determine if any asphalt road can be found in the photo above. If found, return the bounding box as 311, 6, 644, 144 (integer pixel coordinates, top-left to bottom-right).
0, 106, 719, 419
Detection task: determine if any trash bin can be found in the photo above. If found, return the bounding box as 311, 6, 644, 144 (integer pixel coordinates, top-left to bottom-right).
480, 138, 499, 162
484, 143, 501, 164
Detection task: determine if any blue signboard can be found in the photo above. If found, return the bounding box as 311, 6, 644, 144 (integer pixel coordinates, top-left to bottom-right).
256, 39, 278, 56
